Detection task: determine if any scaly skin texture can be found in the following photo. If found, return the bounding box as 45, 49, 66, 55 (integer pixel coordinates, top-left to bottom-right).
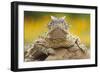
25, 16, 90, 62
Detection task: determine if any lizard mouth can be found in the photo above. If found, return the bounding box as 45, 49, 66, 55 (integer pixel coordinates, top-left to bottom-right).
47, 26, 69, 39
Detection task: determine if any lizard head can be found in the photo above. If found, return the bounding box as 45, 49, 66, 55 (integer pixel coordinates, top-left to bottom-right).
48, 16, 69, 30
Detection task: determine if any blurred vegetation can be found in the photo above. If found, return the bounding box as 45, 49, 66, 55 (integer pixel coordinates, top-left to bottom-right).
24, 11, 90, 48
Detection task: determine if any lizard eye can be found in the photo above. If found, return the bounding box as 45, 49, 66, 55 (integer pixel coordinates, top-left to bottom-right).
50, 21, 54, 26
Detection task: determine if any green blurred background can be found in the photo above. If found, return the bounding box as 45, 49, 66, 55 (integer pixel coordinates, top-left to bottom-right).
24, 11, 90, 48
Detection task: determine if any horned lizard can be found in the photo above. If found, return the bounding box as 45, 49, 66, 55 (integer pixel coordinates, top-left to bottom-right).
25, 16, 90, 62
